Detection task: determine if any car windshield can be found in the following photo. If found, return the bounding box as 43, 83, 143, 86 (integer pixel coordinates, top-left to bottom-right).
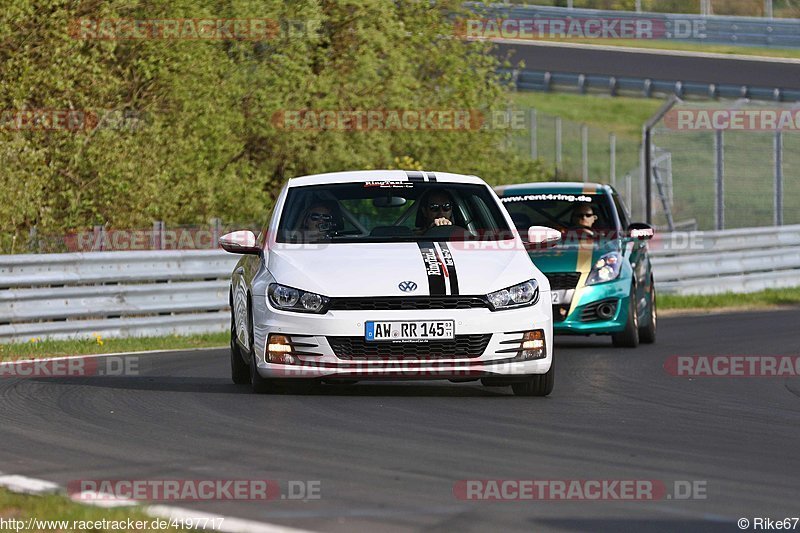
500, 192, 618, 239
277, 181, 513, 243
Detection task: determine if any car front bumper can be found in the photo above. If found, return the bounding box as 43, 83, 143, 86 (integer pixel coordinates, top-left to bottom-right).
251, 295, 553, 380
553, 277, 632, 335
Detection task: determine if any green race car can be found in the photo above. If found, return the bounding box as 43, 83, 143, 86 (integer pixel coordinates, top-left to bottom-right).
495, 182, 657, 347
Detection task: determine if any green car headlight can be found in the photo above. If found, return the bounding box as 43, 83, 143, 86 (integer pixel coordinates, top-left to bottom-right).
586, 252, 623, 285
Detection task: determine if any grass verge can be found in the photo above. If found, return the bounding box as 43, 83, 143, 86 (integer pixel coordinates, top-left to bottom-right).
0, 332, 228, 362
0, 487, 181, 532
660, 287, 800, 311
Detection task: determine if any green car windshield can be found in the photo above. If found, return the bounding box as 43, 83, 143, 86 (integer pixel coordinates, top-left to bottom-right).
278, 181, 513, 243
500, 192, 617, 238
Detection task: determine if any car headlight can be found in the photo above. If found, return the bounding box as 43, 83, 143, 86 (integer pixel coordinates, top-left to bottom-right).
486, 279, 539, 310
586, 252, 623, 285
268, 283, 330, 313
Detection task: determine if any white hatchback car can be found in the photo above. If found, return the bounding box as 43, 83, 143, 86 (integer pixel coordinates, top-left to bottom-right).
220, 170, 558, 396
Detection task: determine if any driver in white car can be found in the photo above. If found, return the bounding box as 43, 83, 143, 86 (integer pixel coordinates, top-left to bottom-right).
415, 189, 455, 234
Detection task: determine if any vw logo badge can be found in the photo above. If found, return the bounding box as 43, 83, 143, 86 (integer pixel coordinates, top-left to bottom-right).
398, 281, 417, 292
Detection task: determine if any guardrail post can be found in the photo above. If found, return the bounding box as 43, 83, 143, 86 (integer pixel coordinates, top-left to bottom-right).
774, 130, 783, 226
715, 129, 725, 230
530, 109, 538, 160
581, 124, 589, 182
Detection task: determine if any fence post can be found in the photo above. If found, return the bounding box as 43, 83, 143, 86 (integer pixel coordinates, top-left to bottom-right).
714, 129, 725, 230
152, 220, 166, 250
774, 130, 783, 226
211, 218, 222, 249
530, 109, 538, 160
93, 225, 106, 252
28, 226, 38, 253
610, 133, 616, 187
555, 116, 562, 176
581, 124, 589, 182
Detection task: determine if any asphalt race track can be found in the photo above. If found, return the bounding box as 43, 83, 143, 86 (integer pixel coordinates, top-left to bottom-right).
1, 309, 799, 532
492, 40, 800, 91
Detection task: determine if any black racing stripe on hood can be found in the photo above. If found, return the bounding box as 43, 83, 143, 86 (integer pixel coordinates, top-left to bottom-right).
417, 241, 446, 295
438, 242, 459, 295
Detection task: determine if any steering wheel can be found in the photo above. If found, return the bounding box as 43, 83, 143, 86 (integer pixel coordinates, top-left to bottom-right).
423, 224, 466, 239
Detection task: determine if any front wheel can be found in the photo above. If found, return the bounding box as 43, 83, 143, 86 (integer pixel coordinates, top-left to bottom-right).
511, 360, 554, 397
638, 277, 657, 344
612, 288, 640, 348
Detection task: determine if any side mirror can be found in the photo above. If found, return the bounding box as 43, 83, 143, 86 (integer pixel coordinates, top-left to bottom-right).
628, 222, 655, 240
527, 226, 562, 247
219, 230, 261, 255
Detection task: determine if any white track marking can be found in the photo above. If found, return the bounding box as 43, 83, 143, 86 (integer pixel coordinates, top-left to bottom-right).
488, 38, 800, 64
0, 473, 318, 533
69, 491, 139, 508
0, 474, 60, 494
148, 505, 316, 533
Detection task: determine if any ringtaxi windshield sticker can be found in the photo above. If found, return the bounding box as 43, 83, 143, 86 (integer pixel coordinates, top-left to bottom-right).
364, 180, 414, 188
501, 194, 592, 203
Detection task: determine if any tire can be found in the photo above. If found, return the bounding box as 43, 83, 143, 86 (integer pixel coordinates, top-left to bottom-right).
230, 316, 249, 385
511, 359, 554, 397
638, 276, 657, 344
612, 286, 640, 348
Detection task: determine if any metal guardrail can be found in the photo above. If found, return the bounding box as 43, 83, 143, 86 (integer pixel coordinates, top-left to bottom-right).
1, 227, 798, 342
651, 224, 800, 294
508, 69, 800, 102
0, 251, 238, 343
469, 3, 800, 48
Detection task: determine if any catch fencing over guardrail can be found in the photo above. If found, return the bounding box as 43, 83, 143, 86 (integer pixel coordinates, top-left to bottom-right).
1, 225, 799, 342
469, 3, 800, 48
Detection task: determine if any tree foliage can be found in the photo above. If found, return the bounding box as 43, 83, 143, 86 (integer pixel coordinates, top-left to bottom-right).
0, 0, 547, 248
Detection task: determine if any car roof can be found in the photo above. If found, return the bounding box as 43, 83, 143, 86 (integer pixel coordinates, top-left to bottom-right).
495, 181, 612, 196
287, 170, 486, 187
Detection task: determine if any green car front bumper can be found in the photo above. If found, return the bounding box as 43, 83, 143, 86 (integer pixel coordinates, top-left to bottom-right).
552, 276, 633, 335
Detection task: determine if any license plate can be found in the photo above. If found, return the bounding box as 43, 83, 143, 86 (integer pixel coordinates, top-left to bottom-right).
551, 289, 575, 305
365, 320, 455, 341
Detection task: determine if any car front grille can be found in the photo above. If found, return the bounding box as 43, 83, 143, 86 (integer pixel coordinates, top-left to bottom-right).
328, 334, 492, 359
327, 297, 489, 311
545, 272, 581, 290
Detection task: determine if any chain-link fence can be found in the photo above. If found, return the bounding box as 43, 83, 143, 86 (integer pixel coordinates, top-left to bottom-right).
649, 101, 800, 231
512, 107, 646, 219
